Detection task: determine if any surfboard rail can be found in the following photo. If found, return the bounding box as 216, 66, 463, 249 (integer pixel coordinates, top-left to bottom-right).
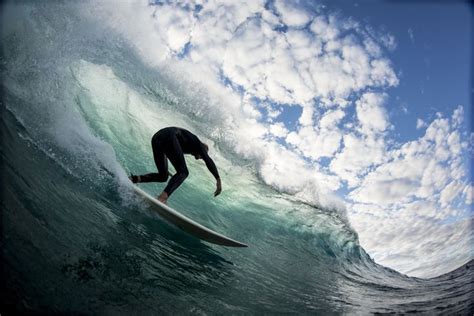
132, 185, 248, 248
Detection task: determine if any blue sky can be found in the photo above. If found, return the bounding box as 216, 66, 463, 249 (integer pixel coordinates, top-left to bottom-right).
94, 0, 472, 277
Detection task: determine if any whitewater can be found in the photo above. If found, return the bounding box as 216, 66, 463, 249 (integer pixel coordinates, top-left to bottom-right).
1, 2, 472, 314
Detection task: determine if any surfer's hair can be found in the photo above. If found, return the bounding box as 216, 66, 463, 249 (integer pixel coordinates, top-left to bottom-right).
202, 143, 209, 152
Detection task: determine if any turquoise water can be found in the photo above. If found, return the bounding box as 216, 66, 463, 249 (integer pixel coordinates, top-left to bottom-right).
1, 2, 472, 314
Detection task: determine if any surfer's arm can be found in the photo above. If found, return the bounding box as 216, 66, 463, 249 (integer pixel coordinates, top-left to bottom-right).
201, 153, 221, 196
202, 154, 219, 180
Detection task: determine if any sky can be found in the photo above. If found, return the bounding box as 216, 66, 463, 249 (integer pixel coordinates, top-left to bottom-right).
88, 0, 473, 278
327, 0, 471, 141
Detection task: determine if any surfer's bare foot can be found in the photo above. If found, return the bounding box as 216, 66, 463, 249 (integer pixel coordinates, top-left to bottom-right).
129, 174, 140, 183
158, 192, 168, 204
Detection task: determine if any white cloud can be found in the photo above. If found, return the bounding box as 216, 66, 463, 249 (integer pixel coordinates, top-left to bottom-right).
380, 33, 397, 51
464, 185, 474, 204
447, 130, 462, 155
355, 92, 389, 135
274, 0, 312, 27
418, 160, 450, 198
320, 108, 345, 129
154, 5, 194, 52
416, 118, 427, 129
310, 15, 340, 42
330, 133, 386, 188
408, 28, 415, 43
370, 59, 399, 87
261, 8, 280, 26
268, 122, 289, 138
299, 105, 314, 126
363, 37, 382, 57
440, 180, 464, 207
286, 125, 343, 161
286, 29, 322, 61
452, 105, 464, 127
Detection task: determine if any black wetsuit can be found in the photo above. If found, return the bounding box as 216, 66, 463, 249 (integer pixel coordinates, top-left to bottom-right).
138, 127, 219, 196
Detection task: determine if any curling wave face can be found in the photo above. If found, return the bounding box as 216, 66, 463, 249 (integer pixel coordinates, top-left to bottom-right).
1, 2, 472, 314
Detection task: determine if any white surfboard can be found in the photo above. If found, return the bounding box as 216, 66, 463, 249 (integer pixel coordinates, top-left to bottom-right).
132, 185, 248, 248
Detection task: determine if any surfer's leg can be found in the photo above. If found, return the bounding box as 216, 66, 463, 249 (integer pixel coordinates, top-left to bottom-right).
136, 136, 169, 183
163, 135, 188, 196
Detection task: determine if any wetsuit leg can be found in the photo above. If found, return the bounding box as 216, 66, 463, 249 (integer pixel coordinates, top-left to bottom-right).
163, 134, 189, 196
138, 135, 169, 183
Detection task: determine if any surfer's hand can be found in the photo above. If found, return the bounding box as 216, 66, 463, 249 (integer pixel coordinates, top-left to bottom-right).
214, 178, 222, 197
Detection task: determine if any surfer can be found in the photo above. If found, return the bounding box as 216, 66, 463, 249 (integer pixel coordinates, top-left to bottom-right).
129, 127, 221, 204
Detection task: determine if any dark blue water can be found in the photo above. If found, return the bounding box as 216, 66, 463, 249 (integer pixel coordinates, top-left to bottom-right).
1, 2, 472, 314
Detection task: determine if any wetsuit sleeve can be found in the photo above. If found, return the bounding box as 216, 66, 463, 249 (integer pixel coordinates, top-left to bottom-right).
200, 145, 220, 180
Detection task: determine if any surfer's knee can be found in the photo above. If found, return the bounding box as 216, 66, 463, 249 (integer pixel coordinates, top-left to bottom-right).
157, 172, 168, 182
178, 168, 189, 179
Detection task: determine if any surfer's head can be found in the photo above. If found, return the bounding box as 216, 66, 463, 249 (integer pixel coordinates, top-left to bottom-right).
194, 142, 209, 160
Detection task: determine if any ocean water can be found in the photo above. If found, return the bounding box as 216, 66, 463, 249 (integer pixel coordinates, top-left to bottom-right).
1, 2, 472, 314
